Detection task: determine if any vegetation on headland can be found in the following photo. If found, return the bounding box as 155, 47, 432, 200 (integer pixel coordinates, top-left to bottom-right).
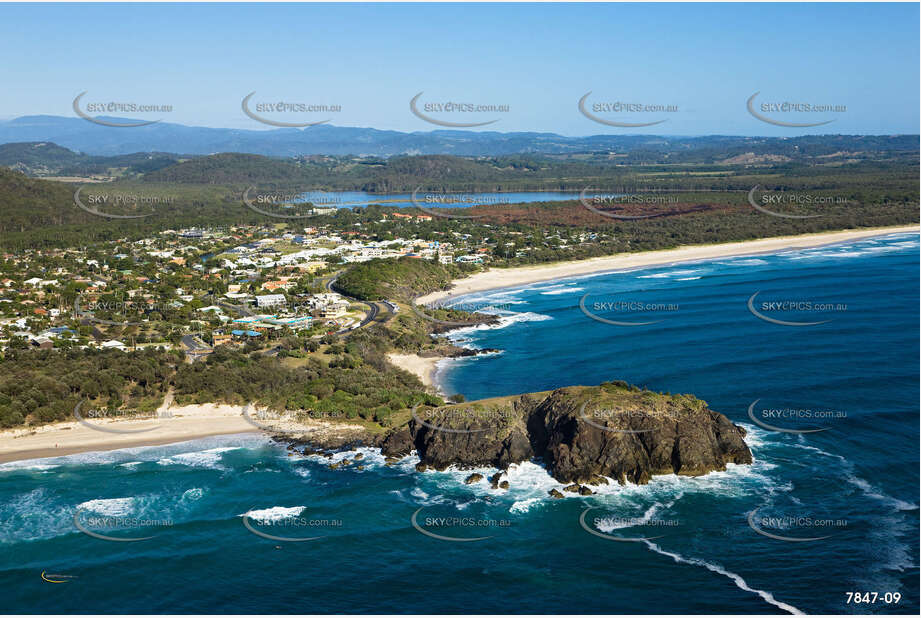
171, 328, 441, 426
0, 256, 485, 430
334, 258, 500, 351
380, 380, 752, 484
0, 327, 442, 429
334, 258, 470, 302
1, 329, 752, 484
0, 347, 178, 427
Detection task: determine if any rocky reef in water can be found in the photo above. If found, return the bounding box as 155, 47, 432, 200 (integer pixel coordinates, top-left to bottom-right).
378, 381, 752, 485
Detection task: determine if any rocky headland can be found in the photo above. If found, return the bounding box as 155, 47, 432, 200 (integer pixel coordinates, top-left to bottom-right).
292, 380, 752, 485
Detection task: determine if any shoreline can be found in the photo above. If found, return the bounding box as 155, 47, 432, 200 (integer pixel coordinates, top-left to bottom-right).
416, 225, 919, 305
3, 226, 915, 466
0, 429, 261, 467
0, 401, 377, 465
415, 224, 918, 396
387, 352, 447, 395
0, 403, 258, 465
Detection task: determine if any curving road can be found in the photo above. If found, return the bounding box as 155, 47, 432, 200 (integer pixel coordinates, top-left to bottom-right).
326, 272, 390, 331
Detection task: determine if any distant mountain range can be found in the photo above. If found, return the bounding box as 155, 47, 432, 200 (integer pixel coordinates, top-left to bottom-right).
1, 115, 917, 158
0, 141, 181, 177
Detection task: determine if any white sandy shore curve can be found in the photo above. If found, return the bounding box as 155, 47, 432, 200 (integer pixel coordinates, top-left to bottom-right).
387, 352, 446, 394
0, 403, 256, 464
416, 226, 919, 305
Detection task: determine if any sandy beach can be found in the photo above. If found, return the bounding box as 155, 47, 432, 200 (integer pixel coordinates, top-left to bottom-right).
0, 402, 257, 464
0, 399, 384, 465
387, 352, 446, 393
417, 225, 919, 305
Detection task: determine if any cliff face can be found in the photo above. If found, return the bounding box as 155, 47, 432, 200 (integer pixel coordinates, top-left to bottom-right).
380, 382, 752, 484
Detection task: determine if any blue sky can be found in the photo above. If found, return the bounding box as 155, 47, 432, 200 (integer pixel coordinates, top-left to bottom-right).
0, 2, 917, 135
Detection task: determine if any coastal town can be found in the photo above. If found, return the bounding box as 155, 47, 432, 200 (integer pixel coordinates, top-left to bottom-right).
0, 222, 487, 357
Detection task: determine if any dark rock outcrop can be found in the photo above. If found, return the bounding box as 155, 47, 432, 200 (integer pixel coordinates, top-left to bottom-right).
380, 382, 752, 484
441, 346, 502, 358
380, 425, 413, 455
464, 473, 484, 484
286, 432, 383, 454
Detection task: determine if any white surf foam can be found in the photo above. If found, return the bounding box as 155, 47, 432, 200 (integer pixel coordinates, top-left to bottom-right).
844, 474, 917, 511
304, 446, 387, 470
77, 497, 136, 517
595, 492, 684, 532
157, 446, 241, 469
643, 540, 803, 614
638, 269, 700, 279
509, 497, 542, 514
426, 460, 562, 502
0, 433, 269, 472
738, 423, 771, 450
786, 441, 917, 511
242, 506, 305, 521
422, 452, 774, 511
540, 287, 584, 295
0, 461, 60, 472
181, 487, 204, 502
447, 290, 527, 306
717, 258, 768, 266
523, 283, 567, 292
447, 311, 552, 336
408, 487, 451, 506
779, 235, 918, 263
0, 488, 73, 544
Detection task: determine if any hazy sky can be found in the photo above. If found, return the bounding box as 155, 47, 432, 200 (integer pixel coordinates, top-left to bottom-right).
1, 2, 918, 135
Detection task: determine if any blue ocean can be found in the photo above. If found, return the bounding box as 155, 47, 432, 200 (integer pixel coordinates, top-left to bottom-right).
2, 232, 918, 614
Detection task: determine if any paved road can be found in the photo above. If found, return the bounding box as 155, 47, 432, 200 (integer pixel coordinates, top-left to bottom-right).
359, 301, 380, 327
326, 272, 389, 332
180, 334, 210, 351
325, 273, 340, 294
